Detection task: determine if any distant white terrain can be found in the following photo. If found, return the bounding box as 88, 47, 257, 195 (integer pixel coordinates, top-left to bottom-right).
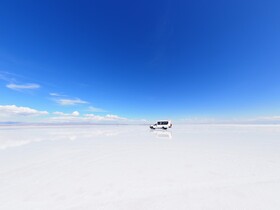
0, 125, 280, 210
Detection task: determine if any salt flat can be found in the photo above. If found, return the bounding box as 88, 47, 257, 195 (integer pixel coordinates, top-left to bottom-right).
0, 125, 280, 210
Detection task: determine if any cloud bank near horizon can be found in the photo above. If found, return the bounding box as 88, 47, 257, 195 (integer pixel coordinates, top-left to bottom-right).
0, 104, 143, 124
1, 104, 280, 125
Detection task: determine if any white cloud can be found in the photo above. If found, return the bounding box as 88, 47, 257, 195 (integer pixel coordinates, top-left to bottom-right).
53, 111, 80, 117
84, 114, 126, 121
0, 105, 48, 122
244, 116, 280, 124
105, 114, 127, 120
49, 93, 61, 96
53, 111, 64, 115
72, 111, 80, 116
48, 113, 128, 123
179, 116, 280, 124
88, 106, 106, 112
179, 117, 219, 124
0, 105, 48, 116
6, 83, 40, 90
55, 98, 88, 106
255, 116, 280, 121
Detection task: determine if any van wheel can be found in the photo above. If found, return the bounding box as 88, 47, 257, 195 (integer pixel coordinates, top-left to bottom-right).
162, 127, 167, 130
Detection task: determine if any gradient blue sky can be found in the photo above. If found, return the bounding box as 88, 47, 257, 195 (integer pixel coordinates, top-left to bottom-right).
0, 0, 280, 122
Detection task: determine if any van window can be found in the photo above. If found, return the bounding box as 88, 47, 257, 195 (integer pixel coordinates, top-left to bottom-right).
157, 121, 168, 125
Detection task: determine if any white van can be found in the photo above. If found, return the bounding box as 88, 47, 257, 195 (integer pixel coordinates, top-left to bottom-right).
150, 120, 172, 130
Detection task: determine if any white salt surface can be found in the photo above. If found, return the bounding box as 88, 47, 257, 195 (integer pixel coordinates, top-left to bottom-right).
0, 125, 280, 210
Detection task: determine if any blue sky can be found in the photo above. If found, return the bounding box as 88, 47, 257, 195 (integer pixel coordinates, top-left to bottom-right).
0, 0, 280, 123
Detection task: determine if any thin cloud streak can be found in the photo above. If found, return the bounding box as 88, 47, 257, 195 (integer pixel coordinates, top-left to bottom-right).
6, 83, 40, 90
50, 93, 61, 96
88, 106, 107, 112
55, 98, 88, 106
0, 71, 18, 83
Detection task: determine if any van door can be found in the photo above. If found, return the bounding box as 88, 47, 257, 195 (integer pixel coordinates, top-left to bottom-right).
157, 121, 161, 128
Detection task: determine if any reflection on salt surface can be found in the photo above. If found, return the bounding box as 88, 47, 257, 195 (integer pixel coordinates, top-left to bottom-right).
1, 125, 280, 209
0, 125, 124, 150
150, 129, 172, 139
0, 125, 175, 149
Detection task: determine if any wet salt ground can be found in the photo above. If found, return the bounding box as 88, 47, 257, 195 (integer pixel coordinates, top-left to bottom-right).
0, 124, 280, 210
